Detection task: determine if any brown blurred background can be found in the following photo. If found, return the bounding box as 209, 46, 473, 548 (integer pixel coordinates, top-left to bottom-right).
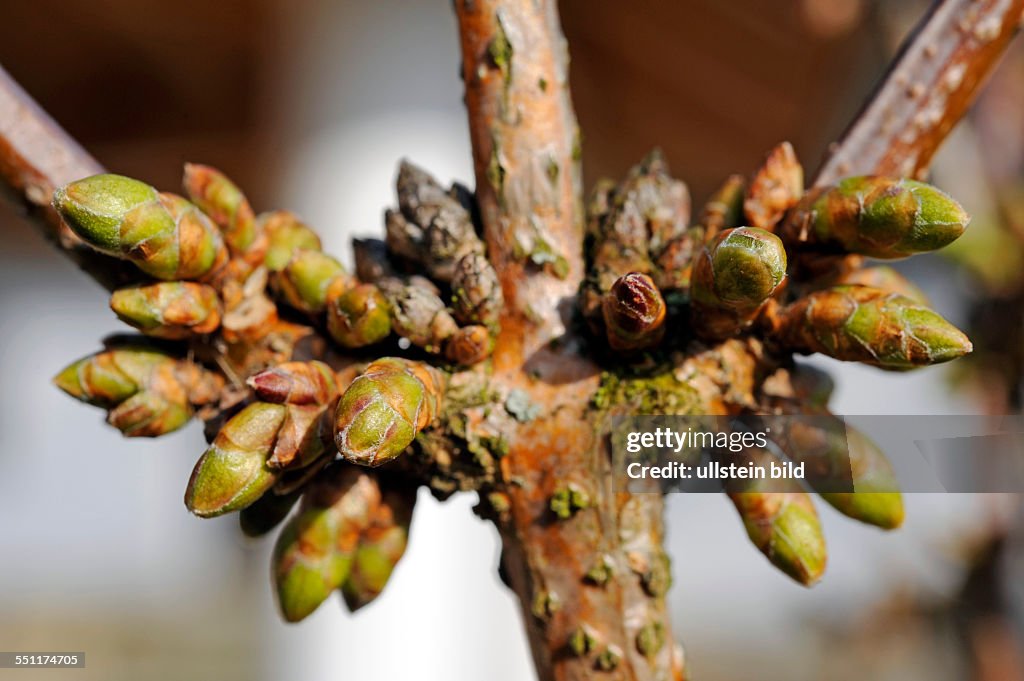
0, 0, 884, 210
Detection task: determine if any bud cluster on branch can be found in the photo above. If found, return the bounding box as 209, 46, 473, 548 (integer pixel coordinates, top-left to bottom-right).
50, 141, 974, 609
50, 161, 504, 618
581, 142, 972, 584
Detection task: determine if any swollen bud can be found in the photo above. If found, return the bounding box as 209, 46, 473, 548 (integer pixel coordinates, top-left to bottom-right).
184, 402, 286, 517
342, 487, 416, 611
248, 361, 339, 406
327, 283, 392, 349
818, 427, 904, 529
110, 282, 221, 339
54, 175, 228, 280
182, 163, 258, 253
334, 358, 445, 467
54, 348, 220, 437
277, 250, 351, 313
53, 174, 159, 252
273, 464, 381, 622
691, 227, 787, 339
602, 272, 666, 352
784, 176, 969, 259
778, 285, 972, 369
260, 211, 322, 271
730, 490, 827, 585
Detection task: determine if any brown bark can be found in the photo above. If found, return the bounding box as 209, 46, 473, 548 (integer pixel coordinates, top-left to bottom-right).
456, 3, 678, 679
813, 0, 1024, 185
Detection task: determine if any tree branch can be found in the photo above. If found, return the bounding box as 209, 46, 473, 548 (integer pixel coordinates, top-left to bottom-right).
0, 65, 137, 290
813, 0, 1024, 185
457, 0, 584, 366
456, 3, 679, 681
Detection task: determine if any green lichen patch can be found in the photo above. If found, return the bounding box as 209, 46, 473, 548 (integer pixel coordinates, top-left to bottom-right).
592, 369, 699, 415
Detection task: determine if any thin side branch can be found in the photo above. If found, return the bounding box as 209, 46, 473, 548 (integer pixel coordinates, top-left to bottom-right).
457, 0, 584, 365
814, 0, 1024, 185
0, 65, 136, 289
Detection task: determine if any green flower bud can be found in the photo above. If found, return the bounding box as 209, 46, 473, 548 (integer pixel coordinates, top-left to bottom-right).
260, 211, 322, 271
342, 487, 415, 611
182, 163, 258, 253
278, 249, 349, 313
779, 285, 972, 369
335, 358, 445, 467
54, 175, 228, 280
327, 283, 392, 349
54, 348, 219, 438
818, 427, 904, 529
691, 227, 787, 339
730, 490, 826, 585
786, 176, 969, 258
693, 227, 787, 308
273, 464, 381, 622
53, 174, 159, 253
184, 402, 286, 518
110, 282, 221, 339
54, 350, 157, 407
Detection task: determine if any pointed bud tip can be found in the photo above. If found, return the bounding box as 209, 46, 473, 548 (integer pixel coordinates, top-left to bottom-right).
52, 361, 83, 395
911, 180, 970, 249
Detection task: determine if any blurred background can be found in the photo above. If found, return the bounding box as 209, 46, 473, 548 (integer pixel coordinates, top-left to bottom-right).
0, 1, 1022, 679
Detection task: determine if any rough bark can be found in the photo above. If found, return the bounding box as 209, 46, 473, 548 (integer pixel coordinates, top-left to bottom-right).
814, 0, 1024, 185
457, 3, 679, 679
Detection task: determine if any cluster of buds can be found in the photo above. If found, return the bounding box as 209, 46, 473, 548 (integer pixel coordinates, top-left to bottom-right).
582, 143, 971, 367
51, 160, 498, 619
584, 143, 973, 584
54, 346, 222, 437
49, 142, 977, 607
